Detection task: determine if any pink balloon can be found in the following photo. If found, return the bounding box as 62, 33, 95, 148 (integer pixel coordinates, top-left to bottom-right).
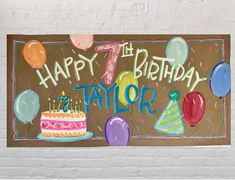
70, 34, 94, 50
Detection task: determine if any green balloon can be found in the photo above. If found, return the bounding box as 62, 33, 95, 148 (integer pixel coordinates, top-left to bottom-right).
165, 37, 189, 65
115, 71, 138, 106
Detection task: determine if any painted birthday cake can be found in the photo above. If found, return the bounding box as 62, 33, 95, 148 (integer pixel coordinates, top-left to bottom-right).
40, 90, 86, 137
40, 110, 86, 137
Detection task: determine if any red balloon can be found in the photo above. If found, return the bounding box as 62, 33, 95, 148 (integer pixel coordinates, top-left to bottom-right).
182, 92, 206, 127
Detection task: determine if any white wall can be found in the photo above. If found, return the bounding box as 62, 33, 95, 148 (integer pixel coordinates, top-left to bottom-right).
0, 0, 235, 178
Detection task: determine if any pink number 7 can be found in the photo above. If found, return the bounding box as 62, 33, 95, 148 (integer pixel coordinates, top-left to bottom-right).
95, 42, 121, 85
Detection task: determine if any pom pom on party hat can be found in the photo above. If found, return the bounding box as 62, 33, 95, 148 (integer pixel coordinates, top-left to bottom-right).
154, 90, 184, 135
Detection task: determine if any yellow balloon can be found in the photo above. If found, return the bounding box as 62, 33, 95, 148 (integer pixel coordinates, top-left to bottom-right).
115, 71, 138, 106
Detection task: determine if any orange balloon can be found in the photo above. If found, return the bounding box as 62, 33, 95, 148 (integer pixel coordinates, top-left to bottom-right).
23, 40, 46, 69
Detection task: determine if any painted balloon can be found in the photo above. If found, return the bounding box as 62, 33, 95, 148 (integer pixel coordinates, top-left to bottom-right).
182, 92, 206, 127
70, 34, 94, 50
210, 61, 231, 97
115, 71, 138, 106
23, 40, 46, 69
105, 116, 130, 146
14, 89, 40, 124
165, 37, 189, 65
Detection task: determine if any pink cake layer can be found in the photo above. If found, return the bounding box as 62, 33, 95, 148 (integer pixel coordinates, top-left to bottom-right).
40, 120, 86, 130
40, 119, 87, 137
40, 110, 87, 137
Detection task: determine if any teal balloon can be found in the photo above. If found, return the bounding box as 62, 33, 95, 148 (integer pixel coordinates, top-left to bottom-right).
166, 37, 189, 65
14, 89, 40, 124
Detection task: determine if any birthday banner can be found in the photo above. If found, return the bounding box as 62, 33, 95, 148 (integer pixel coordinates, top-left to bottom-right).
7, 35, 231, 147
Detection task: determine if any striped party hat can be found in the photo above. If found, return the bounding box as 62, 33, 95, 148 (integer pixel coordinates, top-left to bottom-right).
154, 90, 184, 135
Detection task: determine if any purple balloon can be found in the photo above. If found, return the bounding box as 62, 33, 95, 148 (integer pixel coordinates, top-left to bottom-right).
105, 116, 130, 146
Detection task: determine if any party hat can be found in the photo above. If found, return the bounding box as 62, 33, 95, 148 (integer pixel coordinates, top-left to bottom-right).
154, 90, 184, 135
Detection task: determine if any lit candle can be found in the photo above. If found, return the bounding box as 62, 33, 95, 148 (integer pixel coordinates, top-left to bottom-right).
48, 97, 52, 112
57, 91, 70, 112
52, 100, 56, 112
74, 101, 78, 113
78, 100, 81, 112
57, 100, 62, 112
70, 99, 73, 113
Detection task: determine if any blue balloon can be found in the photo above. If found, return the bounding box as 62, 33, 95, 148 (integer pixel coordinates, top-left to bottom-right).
210, 61, 231, 97
14, 89, 40, 124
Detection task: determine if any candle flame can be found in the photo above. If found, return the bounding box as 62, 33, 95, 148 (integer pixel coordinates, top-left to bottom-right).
53, 99, 55, 102
48, 97, 51, 101
70, 99, 73, 102
75, 101, 78, 104
61, 91, 65, 96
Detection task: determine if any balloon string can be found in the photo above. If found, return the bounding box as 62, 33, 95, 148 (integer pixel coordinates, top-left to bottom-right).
26, 121, 33, 140
191, 125, 198, 137
220, 98, 225, 133
129, 105, 134, 142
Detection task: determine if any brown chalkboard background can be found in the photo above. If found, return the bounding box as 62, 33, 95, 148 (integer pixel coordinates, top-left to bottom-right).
7, 35, 230, 147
